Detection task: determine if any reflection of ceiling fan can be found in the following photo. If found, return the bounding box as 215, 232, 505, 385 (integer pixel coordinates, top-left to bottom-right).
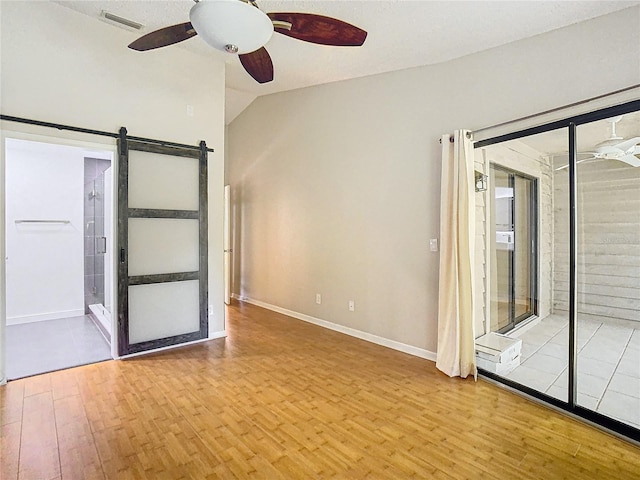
556, 116, 640, 170
128, 0, 367, 84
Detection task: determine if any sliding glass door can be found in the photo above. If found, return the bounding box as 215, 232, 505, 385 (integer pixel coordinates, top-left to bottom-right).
574, 113, 640, 429
490, 165, 537, 334
475, 99, 640, 443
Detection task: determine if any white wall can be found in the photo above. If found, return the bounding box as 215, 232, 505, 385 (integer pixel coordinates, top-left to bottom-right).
227, 7, 640, 356
0, 1, 226, 382
5, 139, 85, 324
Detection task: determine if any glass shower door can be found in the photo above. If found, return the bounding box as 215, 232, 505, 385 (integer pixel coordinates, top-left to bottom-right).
84, 158, 110, 314
93, 171, 106, 309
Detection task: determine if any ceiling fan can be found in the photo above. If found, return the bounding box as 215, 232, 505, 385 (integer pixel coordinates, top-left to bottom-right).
556, 116, 640, 170
128, 0, 367, 84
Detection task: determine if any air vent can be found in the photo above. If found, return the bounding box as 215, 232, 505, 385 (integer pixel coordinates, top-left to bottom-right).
101, 10, 143, 30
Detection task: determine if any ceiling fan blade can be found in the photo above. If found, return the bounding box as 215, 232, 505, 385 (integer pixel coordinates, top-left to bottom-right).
239, 47, 274, 84
268, 13, 367, 46
554, 152, 595, 160
555, 157, 595, 171
128, 22, 197, 51
618, 154, 640, 167
614, 136, 640, 154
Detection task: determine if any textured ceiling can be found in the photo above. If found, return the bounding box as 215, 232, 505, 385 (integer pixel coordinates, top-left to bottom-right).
55, 0, 639, 124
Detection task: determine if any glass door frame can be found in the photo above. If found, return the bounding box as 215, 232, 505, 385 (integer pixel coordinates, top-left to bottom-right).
490, 163, 539, 334
475, 98, 640, 443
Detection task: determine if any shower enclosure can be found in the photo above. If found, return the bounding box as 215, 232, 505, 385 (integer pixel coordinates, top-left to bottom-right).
84, 158, 112, 339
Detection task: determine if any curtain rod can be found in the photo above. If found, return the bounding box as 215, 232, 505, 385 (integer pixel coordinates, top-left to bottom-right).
439, 84, 639, 144
439, 132, 472, 144
0, 114, 214, 153
472, 84, 639, 137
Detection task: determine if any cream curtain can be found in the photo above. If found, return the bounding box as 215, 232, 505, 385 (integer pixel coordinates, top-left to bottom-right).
436, 130, 477, 379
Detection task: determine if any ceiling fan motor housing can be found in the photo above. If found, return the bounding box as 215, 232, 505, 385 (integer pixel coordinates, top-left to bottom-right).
189, 0, 274, 54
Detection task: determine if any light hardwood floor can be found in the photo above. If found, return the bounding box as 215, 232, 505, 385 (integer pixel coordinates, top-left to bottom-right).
2, 300, 639, 479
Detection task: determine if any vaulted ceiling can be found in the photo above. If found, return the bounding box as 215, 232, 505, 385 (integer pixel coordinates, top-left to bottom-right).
55, 1, 639, 123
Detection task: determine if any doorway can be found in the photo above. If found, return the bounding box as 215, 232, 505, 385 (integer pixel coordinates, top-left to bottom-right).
489, 164, 538, 333
4, 137, 115, 379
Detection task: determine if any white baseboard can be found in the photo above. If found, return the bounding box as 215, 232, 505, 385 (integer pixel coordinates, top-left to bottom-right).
232, 294, 436, 362
7, 308, 85, 326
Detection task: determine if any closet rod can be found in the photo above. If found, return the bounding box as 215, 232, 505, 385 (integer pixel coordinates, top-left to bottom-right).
0, 114, 214, 153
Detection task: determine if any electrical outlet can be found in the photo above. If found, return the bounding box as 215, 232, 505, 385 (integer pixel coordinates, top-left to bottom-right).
186, 104, 194, 117
348, 300, 355, 312
316, 293, 322, 305
430, 238, 438, 252
208, 305, 213, 315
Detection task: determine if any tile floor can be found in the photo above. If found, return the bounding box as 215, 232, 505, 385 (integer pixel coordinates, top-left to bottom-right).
6, 315, 112, 380
504, 314, 640, 429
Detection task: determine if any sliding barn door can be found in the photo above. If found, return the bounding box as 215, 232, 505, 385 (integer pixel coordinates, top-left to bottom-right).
117, 134, 208, 356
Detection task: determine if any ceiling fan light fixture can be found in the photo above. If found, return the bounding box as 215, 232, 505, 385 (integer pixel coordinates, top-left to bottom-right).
189, 0, 274, 54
